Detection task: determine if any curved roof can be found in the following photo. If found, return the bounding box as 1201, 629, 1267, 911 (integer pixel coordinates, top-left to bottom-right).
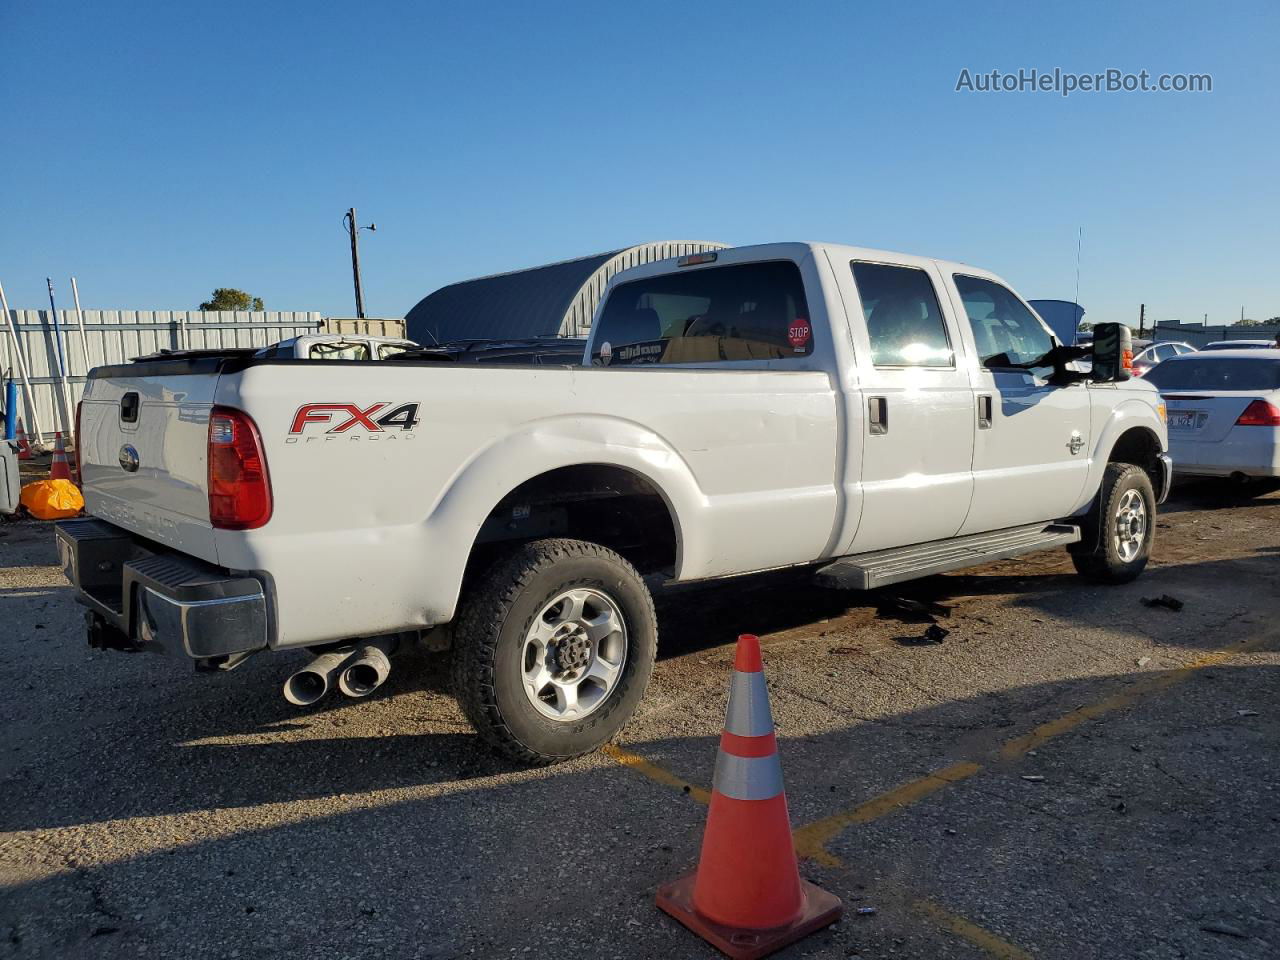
405, 241, 728, 344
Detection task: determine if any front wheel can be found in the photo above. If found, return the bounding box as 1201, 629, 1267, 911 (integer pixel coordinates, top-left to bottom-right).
1071, 462, 1155, 584
451, 538, 657, 765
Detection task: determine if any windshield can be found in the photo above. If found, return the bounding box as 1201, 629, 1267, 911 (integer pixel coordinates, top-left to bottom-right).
1146, 357, 1280, 391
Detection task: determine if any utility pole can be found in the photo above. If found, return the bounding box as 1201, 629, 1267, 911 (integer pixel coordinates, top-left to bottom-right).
343, 207, 376, 318
1138, 303, 1145, 339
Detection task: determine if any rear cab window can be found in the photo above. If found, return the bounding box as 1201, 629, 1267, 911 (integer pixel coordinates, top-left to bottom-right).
591, 261, 813, 366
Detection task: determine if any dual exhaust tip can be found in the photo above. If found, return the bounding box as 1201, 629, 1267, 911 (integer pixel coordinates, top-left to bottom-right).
283, 638, 396, 706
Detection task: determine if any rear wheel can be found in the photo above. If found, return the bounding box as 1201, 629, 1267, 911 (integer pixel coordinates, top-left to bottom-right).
1071, 463, 1155, 583
451, 538, 657, 765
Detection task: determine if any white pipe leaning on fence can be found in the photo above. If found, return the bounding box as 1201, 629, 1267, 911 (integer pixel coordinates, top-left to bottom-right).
70, 277, 91, 375
45, 279, 75, 439
0, 280, 45, 447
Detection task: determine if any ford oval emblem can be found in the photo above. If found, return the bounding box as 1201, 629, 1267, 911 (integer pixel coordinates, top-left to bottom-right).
118, 444, 140, 473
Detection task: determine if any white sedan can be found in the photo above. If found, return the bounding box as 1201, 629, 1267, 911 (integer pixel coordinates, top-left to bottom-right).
1146, 349, 1280, 478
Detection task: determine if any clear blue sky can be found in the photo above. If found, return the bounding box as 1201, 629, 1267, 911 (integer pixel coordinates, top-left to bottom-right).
2, 0, 1276, 327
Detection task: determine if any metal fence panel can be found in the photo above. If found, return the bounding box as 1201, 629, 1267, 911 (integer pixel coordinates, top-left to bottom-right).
1153, 322, 1280, 348
1, 310, 321, 444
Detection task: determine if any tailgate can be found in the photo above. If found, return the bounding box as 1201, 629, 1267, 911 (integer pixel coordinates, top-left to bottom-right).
80, 367, 220, 561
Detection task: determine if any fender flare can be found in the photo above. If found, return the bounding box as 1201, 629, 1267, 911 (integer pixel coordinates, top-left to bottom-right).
1070, 399, 1166, 552
421, 414, 705, 621
1078, 399, 1166, 509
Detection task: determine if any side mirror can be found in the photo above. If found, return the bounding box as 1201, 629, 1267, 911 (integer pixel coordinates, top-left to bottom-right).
1091, 322, 1133, 382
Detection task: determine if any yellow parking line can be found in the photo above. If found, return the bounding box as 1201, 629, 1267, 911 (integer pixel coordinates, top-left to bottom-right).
914, 899, 1034, 960
601, 744, 712, 805
796, 631, 1275, 865
1000, 633, 1272, 760
605, 633, 1274, 869
793, 762, 982, 866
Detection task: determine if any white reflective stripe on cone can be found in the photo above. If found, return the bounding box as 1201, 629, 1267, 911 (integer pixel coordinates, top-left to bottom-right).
725, 670, 774, 737
712, 750, 784, 801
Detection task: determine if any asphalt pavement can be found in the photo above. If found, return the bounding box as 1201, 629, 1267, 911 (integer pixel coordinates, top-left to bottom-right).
1, 478, 1277, 959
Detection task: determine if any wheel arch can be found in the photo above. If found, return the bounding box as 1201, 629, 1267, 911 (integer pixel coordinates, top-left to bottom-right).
1077, 399, 1168, 514
420, 416, 700, 624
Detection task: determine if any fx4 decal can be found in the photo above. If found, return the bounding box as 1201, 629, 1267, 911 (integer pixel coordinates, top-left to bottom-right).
287, 402, 420, 442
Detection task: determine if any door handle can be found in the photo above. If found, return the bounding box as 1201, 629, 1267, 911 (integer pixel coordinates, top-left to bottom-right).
977, 394, 993, 429
868, 396, 888, 435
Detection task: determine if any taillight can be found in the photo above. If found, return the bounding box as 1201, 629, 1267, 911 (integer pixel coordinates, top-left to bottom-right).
208, 406, 272, 529
1235, 399, 1280, 427
74, 401, 84, 483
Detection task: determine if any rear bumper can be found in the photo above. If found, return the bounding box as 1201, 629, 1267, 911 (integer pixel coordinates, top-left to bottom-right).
1168, 434, 1280, 479
54, 517, 268, 659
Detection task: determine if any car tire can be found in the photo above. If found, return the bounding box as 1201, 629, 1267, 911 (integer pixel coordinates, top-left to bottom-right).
1071, 462, 1155, 584
451, 538, 657, 765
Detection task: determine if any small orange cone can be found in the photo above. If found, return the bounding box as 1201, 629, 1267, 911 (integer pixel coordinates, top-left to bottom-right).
656, 634, 841, 959
49, 432, 74, 482
15, 419, 33, 460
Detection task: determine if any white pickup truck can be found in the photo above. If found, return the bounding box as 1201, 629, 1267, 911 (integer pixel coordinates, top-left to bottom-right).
56, 242, 1169, 764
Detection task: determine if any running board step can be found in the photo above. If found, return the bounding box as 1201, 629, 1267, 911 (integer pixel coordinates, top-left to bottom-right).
815, 523, 1081, 591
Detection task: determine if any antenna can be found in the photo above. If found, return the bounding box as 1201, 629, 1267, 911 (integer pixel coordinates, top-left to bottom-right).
1073, 226, 1082, 309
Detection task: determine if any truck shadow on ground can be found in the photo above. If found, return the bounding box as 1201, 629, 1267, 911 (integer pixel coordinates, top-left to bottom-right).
1, 540, 1276, 839
1, 660, 1276, 960
1161, 478, 1280, 514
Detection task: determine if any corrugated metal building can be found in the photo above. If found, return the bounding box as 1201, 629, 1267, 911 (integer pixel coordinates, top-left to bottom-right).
405, 241, 728, 344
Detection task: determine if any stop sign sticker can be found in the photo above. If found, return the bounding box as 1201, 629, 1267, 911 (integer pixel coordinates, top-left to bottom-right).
788, 320, 811, 351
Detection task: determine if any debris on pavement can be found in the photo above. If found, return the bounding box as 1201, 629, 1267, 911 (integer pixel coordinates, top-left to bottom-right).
1137, 656, 1152, 667
855, 907, 878, 916
897, 624, 949, 646
1021, 775, 1046, 782
1200, 922, 1249, 939
1236, 709, 1260, 717
1141, 594, 1185, 611
875, 594, 952, 623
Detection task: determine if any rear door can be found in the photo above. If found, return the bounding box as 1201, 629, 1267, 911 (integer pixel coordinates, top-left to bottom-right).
836, 258, 976, 552
942, 273, 1093, 533
79, 363, 219, 559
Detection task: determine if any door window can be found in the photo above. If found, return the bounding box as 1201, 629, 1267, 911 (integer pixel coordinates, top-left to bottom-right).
954, 275, 1054, 368
592, 261, 813, 365
850, 262, 953, 367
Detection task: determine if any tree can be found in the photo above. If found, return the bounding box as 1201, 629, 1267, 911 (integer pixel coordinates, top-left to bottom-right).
199, 288, 264, 312
1231, 317, 1260, 327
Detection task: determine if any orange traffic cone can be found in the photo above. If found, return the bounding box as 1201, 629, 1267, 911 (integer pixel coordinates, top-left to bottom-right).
15, 419, 33, 460
656, 634, 842, 959
49, 432, 73, 482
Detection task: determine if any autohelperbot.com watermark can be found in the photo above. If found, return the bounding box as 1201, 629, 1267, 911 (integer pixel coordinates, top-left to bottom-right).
955, 67, 1212, 97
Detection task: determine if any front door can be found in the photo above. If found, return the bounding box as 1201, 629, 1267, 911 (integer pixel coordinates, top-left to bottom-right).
942, 273, 1093, 534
